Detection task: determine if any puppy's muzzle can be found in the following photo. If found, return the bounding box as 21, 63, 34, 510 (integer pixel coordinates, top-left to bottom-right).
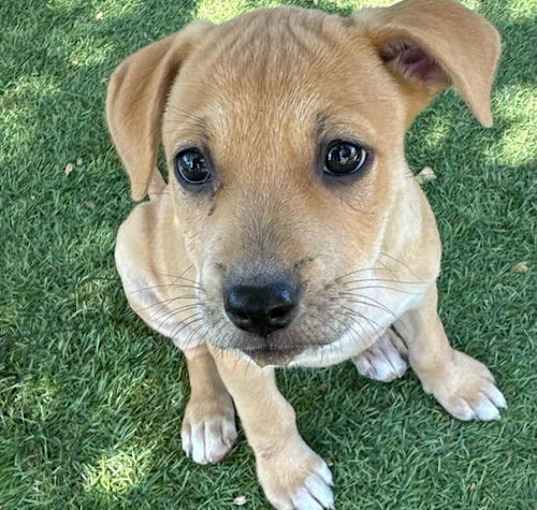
224, 279, 299, 337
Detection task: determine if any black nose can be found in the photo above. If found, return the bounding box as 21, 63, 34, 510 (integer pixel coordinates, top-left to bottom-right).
224, 281, 298, 337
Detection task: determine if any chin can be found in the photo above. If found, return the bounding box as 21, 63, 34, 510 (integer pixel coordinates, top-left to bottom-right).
209, 320, 346, 367
238, 344, 308, 367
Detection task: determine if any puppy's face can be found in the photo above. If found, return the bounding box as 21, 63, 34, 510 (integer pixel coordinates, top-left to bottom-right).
163, 10, 406, 363
108, 3, 500, 365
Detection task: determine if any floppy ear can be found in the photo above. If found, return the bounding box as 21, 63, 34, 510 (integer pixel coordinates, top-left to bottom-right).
106, 21, 213, 201
358, 0, 501, 127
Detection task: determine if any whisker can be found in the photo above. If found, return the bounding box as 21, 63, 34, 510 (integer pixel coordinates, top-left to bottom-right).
378, 252, 421, 279
182, 320, 211, 348
339, 284, 422, 295
129, 283, 203, 295
340, 293, 412, 341
138, 296, 203, 313
339, 305, 383, 335
329, 304, 380, 340
169, 315, 205, 341
154, 307, 203, 333
339, 294, 398, 321
340, 277, 426, 286
153, 271, 205, 290
334, 266, 393, 282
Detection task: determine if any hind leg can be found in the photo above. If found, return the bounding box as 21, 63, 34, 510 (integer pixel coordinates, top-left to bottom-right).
396, 287, 506, 421
352, 328, 409, 382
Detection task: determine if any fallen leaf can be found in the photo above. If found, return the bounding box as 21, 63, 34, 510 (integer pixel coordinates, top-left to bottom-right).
512, 261, 529, 273
233, 495, 247, 506
96, 11, 104, 21
416, 166, 436, 185
84, 201, 96, 209
469, 483, 477, 491
64, 163, 74, 176
76, 158, 83, 166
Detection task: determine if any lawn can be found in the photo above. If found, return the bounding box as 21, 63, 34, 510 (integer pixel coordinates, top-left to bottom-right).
1, 0, 536, 508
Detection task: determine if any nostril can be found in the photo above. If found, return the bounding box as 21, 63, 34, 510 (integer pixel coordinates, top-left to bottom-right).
231, 309, 250, 321
268, 304, 294, 321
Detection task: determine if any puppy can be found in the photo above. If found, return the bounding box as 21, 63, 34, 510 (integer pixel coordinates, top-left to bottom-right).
106, 1, 505, 508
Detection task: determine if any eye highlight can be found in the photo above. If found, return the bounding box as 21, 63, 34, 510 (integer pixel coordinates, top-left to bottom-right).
323, 140, 368, 177
175, 148, 211, 185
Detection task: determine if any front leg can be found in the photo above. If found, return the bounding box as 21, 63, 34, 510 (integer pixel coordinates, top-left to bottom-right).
211, 347, 334, 510
181, 345, 238, 464
397, 286, 507, 421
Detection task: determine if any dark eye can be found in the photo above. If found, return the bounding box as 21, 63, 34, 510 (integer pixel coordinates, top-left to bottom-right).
324, 141, 368, 176
175, 148, 211, 185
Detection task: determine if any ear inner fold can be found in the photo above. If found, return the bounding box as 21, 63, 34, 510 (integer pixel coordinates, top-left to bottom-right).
360, 0, 501, 127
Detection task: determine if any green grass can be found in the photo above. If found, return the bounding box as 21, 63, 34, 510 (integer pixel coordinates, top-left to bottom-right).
1, 0, 536, 508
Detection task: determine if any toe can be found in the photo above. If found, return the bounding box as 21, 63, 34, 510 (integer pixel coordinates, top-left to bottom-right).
292, 488, 324, 510
446, 398, 475, 421
305, 473, 335, 509
380, 343, 408, 378
222, 414, 239, 446
290, 461, 334, 510
317, 461, 333, 487
181, 423, 192, 457
471, 393, 501, 421
484, 383, 507, 409
204, 420, 231, 463
190, 424, 208, 464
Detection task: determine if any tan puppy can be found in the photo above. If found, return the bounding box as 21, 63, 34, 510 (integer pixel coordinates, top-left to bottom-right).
106, 1, 505, 508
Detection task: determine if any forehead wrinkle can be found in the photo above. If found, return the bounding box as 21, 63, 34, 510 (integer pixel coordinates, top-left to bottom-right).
216, 89, 322, 163
163, 106, 209, 147
209, 9, 343, 89
317, 111, 378, 146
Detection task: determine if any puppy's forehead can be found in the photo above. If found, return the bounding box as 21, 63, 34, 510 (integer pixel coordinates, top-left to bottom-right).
167, 8, 401, 150
210, 8, 347, 80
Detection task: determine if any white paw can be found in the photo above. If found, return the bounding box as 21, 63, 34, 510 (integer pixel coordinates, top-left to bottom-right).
353, 329, 408, 382
258, 437, 334, 510
429, 350, 507, 421
181, 396, 237, 464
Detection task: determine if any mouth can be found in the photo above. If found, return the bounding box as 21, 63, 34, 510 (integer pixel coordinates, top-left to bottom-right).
207, 303, 349, 366
234, 331, 335, 366
239, 343, 308, 366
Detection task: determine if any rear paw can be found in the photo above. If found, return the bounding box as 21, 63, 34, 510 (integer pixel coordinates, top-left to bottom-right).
181, 393, 237, 464
428, 351, 507, 421
353, 329, 408, 382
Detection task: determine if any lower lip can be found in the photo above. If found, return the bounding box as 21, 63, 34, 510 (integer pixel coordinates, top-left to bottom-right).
242, 345, 302, 357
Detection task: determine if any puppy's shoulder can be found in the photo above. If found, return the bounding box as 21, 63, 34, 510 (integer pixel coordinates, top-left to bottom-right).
384, 176, 442, 281
118, 199, 157, 238
115, 190, 174, 273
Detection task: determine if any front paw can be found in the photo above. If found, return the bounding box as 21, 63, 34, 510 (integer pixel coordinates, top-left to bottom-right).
426, 350, 507, 421
181, 392, 237, 464
257, 437, 334, 510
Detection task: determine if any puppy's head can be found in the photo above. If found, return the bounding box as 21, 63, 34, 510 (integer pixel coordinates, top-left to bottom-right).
107, 0, 500, 365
